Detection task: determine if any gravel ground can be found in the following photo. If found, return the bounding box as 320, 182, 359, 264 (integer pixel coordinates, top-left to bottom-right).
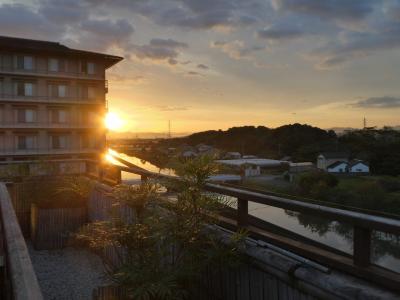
28, 243, 110, 300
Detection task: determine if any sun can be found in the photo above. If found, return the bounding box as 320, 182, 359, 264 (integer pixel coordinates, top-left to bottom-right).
105, 112, 123, 131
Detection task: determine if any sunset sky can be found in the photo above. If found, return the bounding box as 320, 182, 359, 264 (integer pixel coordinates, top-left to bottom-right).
1, 0, 400, 133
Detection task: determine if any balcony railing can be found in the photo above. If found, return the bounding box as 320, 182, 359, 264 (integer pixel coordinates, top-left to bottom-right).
0, 93, 102, 104
0, 66, 104, 80
0, 121, 101, 129
0, 147, 101, 156
107, 153, 400, 292
0, 182, 43, 299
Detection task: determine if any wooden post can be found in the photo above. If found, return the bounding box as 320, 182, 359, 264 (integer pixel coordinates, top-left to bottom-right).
141, 175, 148, 183
353, 226, 371, 267
237, 198, 248, 229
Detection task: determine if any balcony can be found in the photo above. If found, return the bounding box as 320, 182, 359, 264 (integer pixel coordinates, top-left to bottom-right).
0, 121, 102, 129
0, 66, 104, 81
0, 93, 103, 105
0, 147, 101, 156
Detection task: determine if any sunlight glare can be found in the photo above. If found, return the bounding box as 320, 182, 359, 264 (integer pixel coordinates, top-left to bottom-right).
105, 112, 123, 130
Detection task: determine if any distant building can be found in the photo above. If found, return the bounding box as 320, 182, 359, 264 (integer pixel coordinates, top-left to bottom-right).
317, 152, 349, 171
242, 155, 257, 159
289, 162, 314, 173
0, 35, 122, 176
348, 160, 370, 174
195, 143, 213, 153
181, 150, 197, 158
224, 152, 241, 159
216, 158, 284, 178
326, 161, 348, 173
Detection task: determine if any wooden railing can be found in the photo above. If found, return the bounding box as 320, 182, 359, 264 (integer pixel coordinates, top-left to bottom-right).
0, 183, 43, 299
109, 155, 400, 292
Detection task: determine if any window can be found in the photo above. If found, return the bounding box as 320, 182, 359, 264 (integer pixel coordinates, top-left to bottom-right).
58, 85, 66, 97
15, 82, 34, 97
25, 83, 33, 96
51, 135, 67, 149
49, 58, 58, 72
48, 84, 67, 98
17, 56, 33, 70
51, 109, 67, 123
17, 109, 35, 123
17, 135, 35, 150
87, 62, 95, 74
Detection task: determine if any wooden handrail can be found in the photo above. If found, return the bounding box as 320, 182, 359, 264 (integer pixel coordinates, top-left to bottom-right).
108, 156, 400, 290
0, 183, 43, 300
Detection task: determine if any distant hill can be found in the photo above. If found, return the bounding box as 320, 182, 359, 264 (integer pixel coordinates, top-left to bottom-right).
164, 124, 338, 162
108, 131, 191, 140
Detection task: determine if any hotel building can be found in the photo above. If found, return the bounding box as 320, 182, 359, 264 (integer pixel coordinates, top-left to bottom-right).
0, 36, 123, 176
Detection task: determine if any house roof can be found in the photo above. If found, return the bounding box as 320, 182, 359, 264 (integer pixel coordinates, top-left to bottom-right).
327, 161, 348, 169
319, 152, 349, 159
0, 36, 123, 68
349, 160, 369, 168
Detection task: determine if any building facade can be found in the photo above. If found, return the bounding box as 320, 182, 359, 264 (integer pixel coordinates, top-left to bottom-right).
0, 36, 122, 176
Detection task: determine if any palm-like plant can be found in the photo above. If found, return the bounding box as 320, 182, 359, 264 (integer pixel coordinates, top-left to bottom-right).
112, 182, 159, 221
76, 156, 245, 300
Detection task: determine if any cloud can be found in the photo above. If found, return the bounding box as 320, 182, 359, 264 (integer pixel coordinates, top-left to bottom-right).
39, 0, 89, 24
257, 26, 305, 42
197, 64, 209, 70
0, 3, 65, 39
73, 18, 135, 50
148, 0, 267, 30
87, 0, 267, 30
309, 25, 400, 69
156, 105, 190, 111
211, 40, 265, 60
186, 71, 203, 76
270, 0, 376, 23
353, 96, 400, 108
129, 38, 188, 65
107, 73, 145, 84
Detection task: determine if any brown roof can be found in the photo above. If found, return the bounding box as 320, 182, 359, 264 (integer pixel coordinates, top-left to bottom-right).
0, 36, 123, 68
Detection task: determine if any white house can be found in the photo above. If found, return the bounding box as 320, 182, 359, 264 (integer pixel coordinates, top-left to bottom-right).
348, 160, 370, 174
317, 152, 349, 170
327, 161, 348, 173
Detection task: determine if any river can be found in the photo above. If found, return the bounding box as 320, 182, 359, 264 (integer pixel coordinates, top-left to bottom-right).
110, 151, 400, 273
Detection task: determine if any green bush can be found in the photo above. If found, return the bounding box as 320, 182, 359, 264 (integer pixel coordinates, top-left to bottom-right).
296, 171, 338, 197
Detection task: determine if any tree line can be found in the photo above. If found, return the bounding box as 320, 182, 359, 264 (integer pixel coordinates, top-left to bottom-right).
165, 124, 400, 176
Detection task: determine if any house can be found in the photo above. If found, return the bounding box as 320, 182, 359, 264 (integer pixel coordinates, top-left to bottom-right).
242, 155, 258, 159
326, 161, 348, 173
348, 160, 370, 174
0, 35, 123, 176
223, 152, 241, 159
181, 150, 197, 158
216, 158, 285, 178
317, 152, 349, 171
289, 162, 314, 173
196, 143, 213, 153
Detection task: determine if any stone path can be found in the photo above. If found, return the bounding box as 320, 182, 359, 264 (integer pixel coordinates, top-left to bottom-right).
28, 243, 109, 300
